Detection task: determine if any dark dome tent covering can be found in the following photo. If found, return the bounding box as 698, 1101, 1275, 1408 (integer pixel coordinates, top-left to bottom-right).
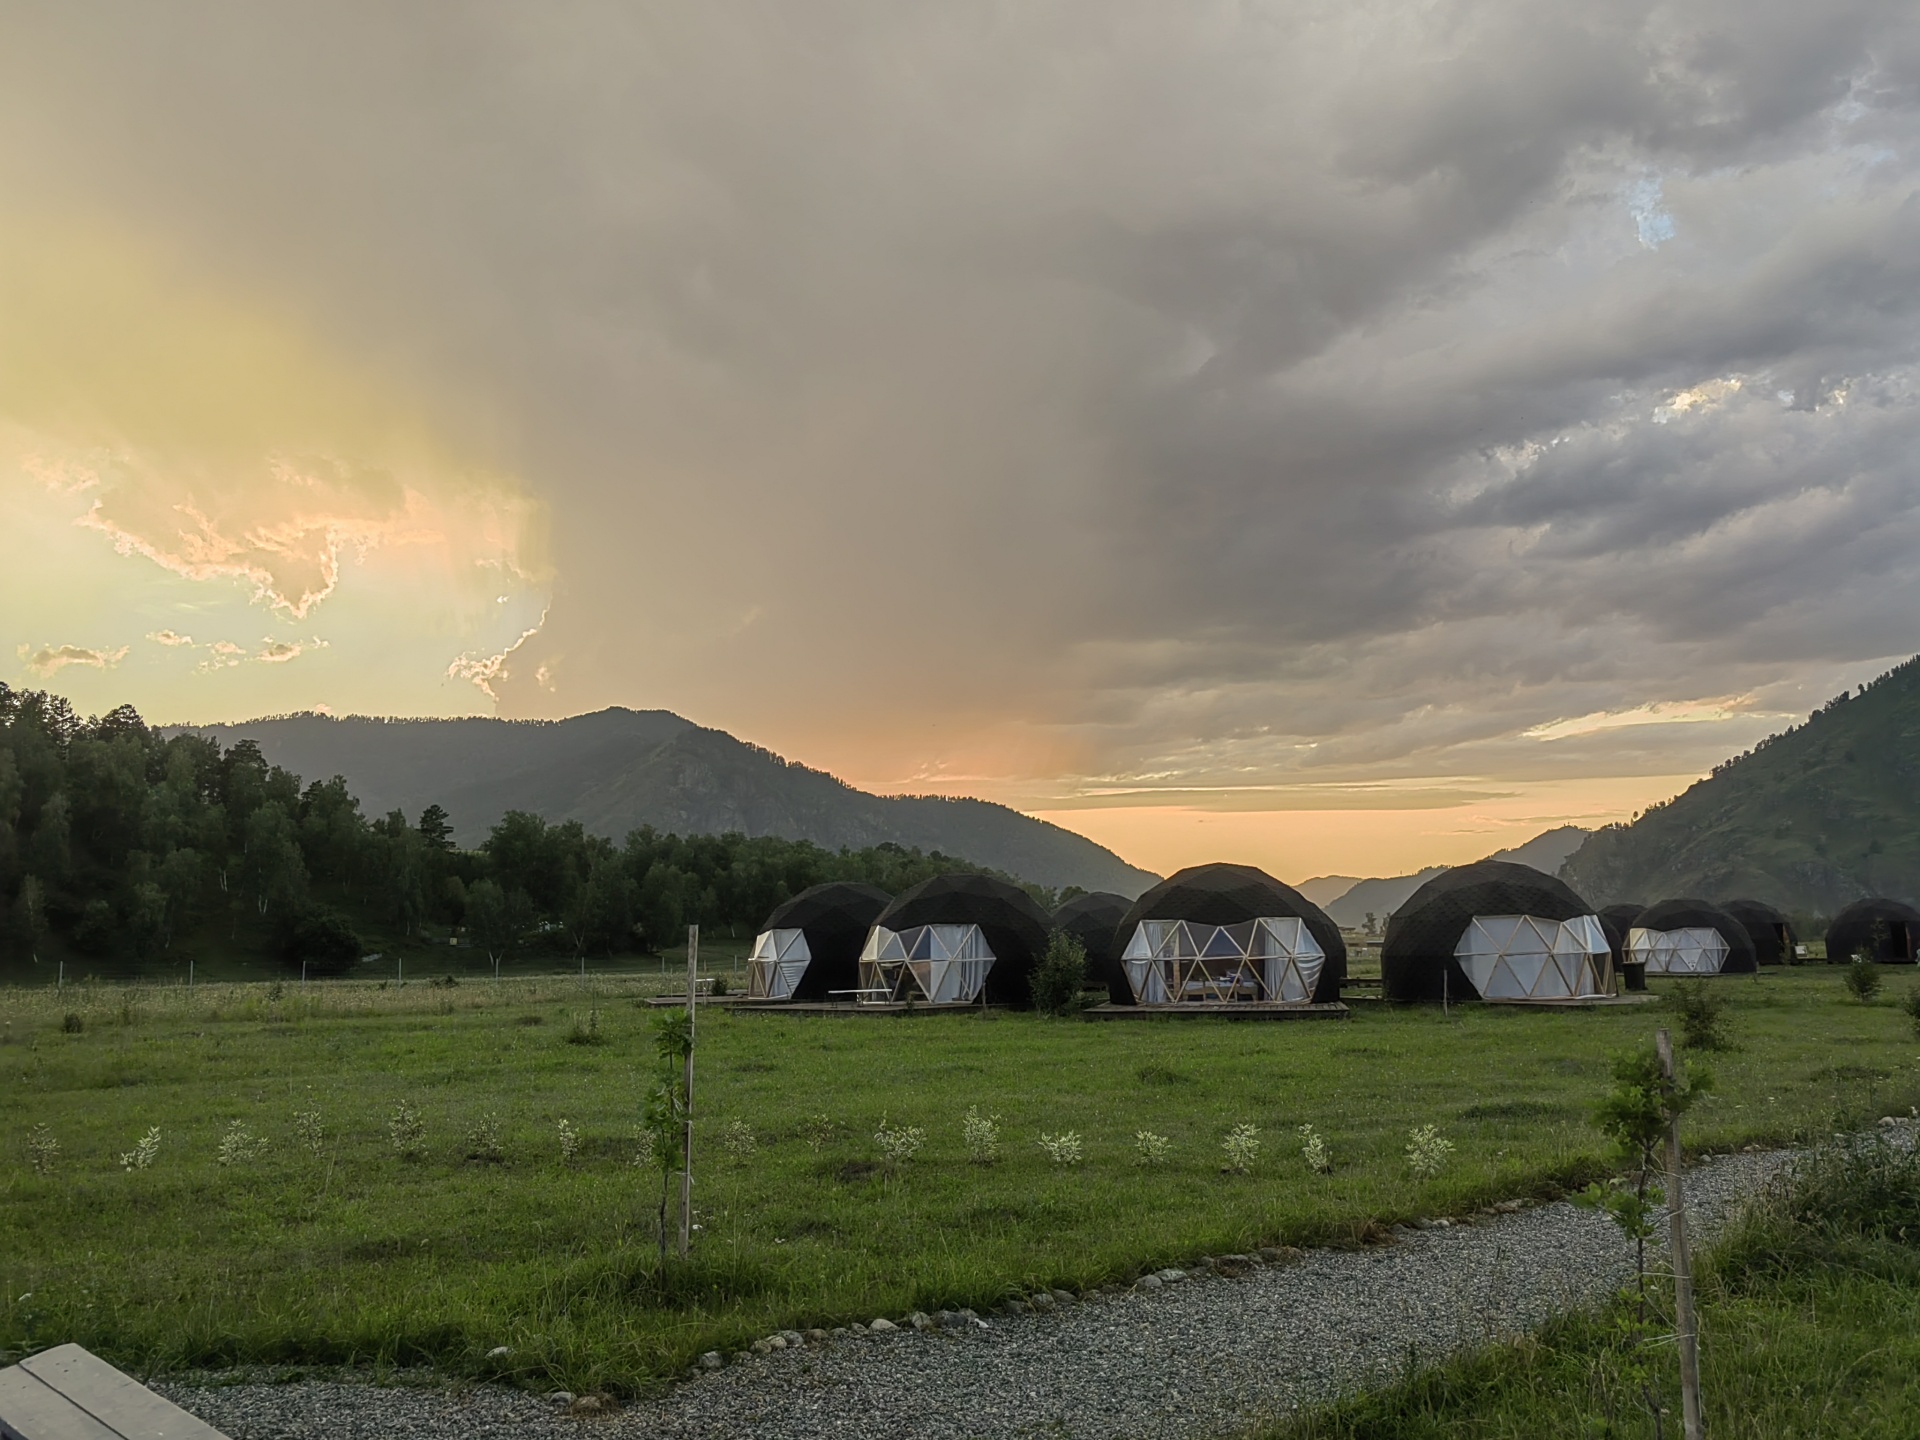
1599, 904, 1642, 957
1827, 898, 1920, 964
747, 882, 892, 1000
1629, 899, 1757, 976
859, 873, 1052, 1006
1598, 903, 1647, 992
1721, 899, 1798, 967
1052, 892, 1131, 985
1111, 863, 1344, 1006
1382, 861, 1610, 1003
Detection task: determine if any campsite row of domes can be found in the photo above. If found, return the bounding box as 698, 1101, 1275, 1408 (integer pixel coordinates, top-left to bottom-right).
747, 863, 1920, 1010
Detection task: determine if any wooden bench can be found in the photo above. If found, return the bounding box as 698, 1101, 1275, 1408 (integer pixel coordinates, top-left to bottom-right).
0, 1344, 229, 1440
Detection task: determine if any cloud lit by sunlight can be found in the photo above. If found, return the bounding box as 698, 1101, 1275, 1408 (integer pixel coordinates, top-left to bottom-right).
0, 211, 549, 720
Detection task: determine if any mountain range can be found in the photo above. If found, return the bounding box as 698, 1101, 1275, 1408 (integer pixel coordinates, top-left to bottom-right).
173, 708, 1159, 897
1559, 656, 1920, 913
1300, 825, 1593, 928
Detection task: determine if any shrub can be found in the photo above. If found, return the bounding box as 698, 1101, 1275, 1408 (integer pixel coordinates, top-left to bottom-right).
557, 1118, 580, 1164
27, 1123, 58, 1176
1845, 956, 1884, 1003
293, 1108, 325, 1155
1031, 930, 1089, 1017
962, 1105, 1001, 1164
1037, 1131, 1084, 1165
1221, 1123, 1262, 1173
1298, 1123, 1332, 1174
388, 1100, 426, 1159
464, 1113, 505, 1163
1405, 1124, 1454, 1178
720, 1119, 757, 1159
215, 1120, 269, 1168
60, 1012, 83, 1034
1133, 1130, 1171, 1167
1903, 986, 1920, 1037
629, 1125, 659, 1170
801, 1114, 839, 1152
875, 1116, 925, 1165
1666, 980, 1733, 1050
710, 975, 729, 997
566, 1009, 605, 1046
278, 904, 365, 976
120, 1126, 161, 1172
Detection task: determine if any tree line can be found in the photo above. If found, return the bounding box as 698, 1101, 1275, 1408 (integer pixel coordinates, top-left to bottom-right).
0, 684, 1054, 974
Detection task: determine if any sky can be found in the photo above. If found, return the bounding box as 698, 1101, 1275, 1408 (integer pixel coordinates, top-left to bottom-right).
6, 2, 1920, 882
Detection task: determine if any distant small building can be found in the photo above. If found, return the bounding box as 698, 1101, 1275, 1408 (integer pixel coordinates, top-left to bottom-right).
1629, 899, 1757, 976
1720, 899, 1797, 966
1051, 891, 1131, 991
1826, 898, 1920, 964
1110, 863, 1345, 1006
858, 874, 1051, 1006
1384, 861, 1610, 1003
746, 882, 891, 1000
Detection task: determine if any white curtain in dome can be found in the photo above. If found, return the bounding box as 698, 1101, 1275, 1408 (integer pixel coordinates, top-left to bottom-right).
747, 927, 813, 999
1630, 926, 1730, 976
1119, 916, 1325, 1003
1454, 914, 1608, 1000
858, 923, 996, 1003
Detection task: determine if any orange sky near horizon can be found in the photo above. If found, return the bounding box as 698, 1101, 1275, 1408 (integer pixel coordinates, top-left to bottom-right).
1031, 771, 1706, 883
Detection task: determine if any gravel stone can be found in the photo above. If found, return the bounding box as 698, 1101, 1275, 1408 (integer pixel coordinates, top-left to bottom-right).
153, 1151, 1788, 1440
549, 1392, 575, 1406
866, 1318, 895, 1332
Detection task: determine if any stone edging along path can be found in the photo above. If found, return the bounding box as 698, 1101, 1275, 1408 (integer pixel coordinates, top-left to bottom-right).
158, 1148, 1796, 1440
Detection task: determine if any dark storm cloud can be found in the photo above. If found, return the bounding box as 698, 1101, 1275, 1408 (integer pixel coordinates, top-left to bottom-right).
5, 1, 1920, 793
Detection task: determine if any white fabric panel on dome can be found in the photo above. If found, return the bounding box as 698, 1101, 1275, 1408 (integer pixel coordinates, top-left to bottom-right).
1630, 926, 1729, 976
1120, 915, 1324, 1004
857, 923, 996, 1003
1454, 914, 1607, 1000
747, 927, 813, 999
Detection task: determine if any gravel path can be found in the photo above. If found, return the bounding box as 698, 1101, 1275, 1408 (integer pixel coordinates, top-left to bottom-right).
157, 1151, 1789, 1440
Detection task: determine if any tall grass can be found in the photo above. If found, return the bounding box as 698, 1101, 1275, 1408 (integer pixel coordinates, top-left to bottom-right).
1270, 1132, 1920, 1438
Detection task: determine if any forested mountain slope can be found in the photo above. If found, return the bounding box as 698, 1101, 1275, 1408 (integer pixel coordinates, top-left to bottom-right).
176, 709, 1157, 896
1559, 656, 1920, 912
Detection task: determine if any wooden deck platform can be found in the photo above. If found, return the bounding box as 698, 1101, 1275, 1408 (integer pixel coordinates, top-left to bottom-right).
1082, 1001, 1350, 1021
0, 1344, 229, 1440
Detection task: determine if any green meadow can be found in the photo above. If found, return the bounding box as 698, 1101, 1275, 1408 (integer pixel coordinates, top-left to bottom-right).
2, 970, 1917, 1396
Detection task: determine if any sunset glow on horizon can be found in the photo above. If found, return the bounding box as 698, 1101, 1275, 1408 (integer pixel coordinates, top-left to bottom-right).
7, 6, 1920, 881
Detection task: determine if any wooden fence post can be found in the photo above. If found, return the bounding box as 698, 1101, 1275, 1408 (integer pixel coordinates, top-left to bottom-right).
1656, 1028, 1704, 1439
681, 924, 698, 1259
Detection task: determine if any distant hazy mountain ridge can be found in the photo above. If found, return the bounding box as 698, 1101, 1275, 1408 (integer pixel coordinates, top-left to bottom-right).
1305, 825, 1592, 928
175, 708, 1158, 896
1558, 656, 1920, 912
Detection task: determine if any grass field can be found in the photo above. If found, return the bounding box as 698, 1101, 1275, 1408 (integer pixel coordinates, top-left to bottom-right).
1270, 1133, 1920, 1439
3, 970, 1918, 1396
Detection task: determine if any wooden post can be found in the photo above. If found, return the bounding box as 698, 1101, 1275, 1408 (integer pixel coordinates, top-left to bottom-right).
1656, 1028, 1704, 1440
681, 923, 698, 1258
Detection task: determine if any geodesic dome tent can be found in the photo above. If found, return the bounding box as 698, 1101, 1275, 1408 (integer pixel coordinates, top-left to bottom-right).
747, 882, 892, 1000
1721, 899, 1797, 967
1111, 863, 1344, 1006
1382, 861, 1610, 1003
1052, 891, 1131, 986
1598, 904, 1642, 960
1826, 898, 1920, 964
1629, 899, 1757, 976
859, 873, 1052, 1006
